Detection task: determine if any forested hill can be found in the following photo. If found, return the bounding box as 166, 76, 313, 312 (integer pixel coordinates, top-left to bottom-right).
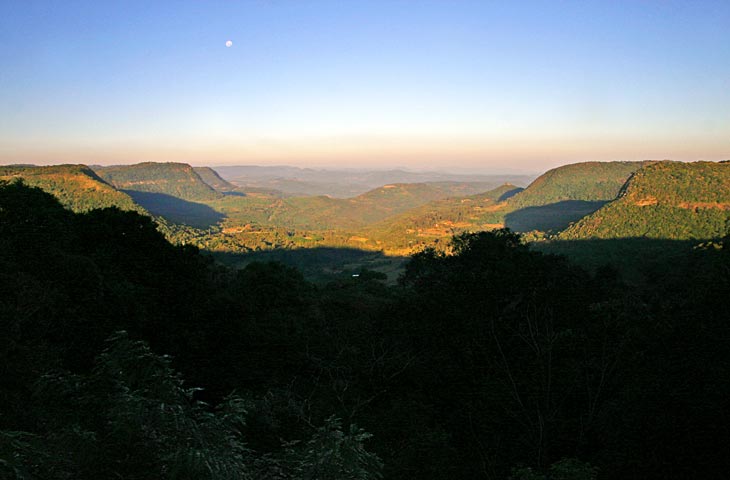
348, 182, 496, 219
507, 161, 653, 208
560, 161, 730, 240
492, 161, 653, 233
0, 164, 144, 213
94, 162, 222, 201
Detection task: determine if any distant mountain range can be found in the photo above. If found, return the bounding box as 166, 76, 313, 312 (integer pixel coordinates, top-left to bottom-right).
213, 165, 536, 198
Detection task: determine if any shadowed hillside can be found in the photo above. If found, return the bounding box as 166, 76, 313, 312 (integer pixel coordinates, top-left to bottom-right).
214, 247, 406, 284
124, 191, 225, 228
534, 237, 699, 284
504, 200, 609, 232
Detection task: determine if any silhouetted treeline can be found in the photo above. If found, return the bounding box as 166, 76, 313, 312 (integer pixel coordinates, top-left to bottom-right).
1, 181, 729, 479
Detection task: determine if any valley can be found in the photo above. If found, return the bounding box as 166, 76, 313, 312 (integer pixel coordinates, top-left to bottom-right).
4, 160, 730, 283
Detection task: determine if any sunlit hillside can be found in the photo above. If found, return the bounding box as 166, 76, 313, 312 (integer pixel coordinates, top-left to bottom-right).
560, 161, 730, 240
361, 184, 522, 252
208, 181, 512, 231
0, 164, 144, 214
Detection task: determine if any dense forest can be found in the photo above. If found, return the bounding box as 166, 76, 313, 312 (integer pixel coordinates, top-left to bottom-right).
2, 180, 729, 479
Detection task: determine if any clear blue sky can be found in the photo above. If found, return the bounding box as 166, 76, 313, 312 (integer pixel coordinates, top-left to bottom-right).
1, 0, 728, 172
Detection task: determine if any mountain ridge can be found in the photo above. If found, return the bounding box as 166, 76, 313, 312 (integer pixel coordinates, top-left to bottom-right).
559, 161, 730, 240
94, 162, 222, 202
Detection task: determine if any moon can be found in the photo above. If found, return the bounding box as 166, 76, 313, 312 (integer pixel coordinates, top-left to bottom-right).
225, 40, 233, 47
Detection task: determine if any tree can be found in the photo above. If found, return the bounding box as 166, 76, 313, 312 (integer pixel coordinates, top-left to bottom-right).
1, 332, 383, 480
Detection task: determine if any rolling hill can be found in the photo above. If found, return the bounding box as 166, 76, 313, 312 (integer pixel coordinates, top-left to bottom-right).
361, 184, 523, 251
209, 182, 501, 231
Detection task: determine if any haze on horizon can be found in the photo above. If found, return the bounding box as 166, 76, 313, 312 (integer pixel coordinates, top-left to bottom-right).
1, 0, 728, 173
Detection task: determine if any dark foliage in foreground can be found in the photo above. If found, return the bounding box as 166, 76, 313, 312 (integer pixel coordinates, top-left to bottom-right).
2, 181, 729, 479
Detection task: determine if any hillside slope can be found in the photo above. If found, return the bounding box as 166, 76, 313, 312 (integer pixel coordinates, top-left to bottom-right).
559, 161, 730, 240
94, 163, 226, 226
95, 162, 222, 202
0, 164, 144, 213
194, 167, 240, 193
502, 161, 653, 232
508, 161, 653, 208
349, 182, 475, 219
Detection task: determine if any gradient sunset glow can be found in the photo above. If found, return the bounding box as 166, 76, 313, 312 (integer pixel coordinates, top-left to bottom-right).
1, 1, 729, 172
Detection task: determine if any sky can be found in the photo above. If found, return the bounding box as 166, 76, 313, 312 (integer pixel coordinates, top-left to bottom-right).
1, 0, 729, 173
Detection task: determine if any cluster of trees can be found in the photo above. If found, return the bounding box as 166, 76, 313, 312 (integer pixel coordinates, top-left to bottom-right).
2, 181, 729, 479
